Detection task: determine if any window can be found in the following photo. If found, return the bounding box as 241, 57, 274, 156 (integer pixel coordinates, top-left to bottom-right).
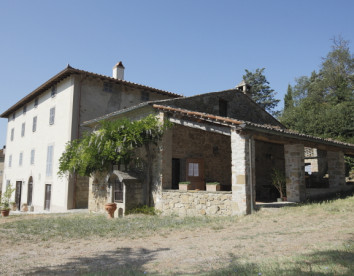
114, 179, 123, 203
8, 155, 12, 167
34, 98, 38, 108
19, 152, 23, 166
219, 99, 228, 117
51, 85, 57, 97
188, 162, 199, 177
21, 123, 25, 137
32, 116, 37, 132
46, 145, 54, 177
12, 112, 15, 120
141, 91, 150, 101
23, 105, 27, 115
30, 149, 35, 165
103, 82, 113, 92
49, 107, 55, 125
10, 128, 14, 141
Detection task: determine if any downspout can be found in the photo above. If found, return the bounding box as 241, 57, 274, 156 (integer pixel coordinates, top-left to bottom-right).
72, 73, 86, 209
248, 135, 254, 214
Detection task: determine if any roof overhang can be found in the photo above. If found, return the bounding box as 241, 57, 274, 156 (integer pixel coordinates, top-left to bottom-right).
153, 104, 354, 156
1, 66, 181, 118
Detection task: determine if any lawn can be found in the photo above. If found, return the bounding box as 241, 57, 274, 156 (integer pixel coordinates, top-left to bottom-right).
0, 195, 353, 275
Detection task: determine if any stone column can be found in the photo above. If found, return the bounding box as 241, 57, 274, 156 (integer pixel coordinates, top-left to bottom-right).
153, 112, 173, 210
88, 171, 109, 212
327, 151, 345, 188
284, 144, 306, 202
231, 129, 255, 215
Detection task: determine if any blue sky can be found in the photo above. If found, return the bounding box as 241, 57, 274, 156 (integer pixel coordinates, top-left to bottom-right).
1, 0, 353, 146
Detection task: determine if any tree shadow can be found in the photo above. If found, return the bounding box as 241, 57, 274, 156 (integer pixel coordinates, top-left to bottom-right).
205, 241, 354, 276
25, 246, 170, 275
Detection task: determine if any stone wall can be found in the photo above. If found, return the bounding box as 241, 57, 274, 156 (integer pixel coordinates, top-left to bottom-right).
75, 175, 89, 208
125, 179, 144, 211
327, 151, 345, 187
172, 124, 231, 189
159, 190, 233, 216
162, 90, 283, 127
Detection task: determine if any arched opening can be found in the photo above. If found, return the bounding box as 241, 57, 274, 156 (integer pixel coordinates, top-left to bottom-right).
118, 208, 124, 218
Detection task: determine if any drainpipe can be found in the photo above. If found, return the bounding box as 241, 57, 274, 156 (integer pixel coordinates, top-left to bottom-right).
248, 135, 254, 214
72, 73, 87, 209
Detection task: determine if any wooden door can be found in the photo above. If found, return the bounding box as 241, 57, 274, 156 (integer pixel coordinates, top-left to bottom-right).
15, 181, 22, 210
44, 184, 51, 210
186, 159, 204, 190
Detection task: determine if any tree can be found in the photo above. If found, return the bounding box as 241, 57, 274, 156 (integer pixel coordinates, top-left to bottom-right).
284, 84, 294, 111
280, 37, 354, 143
242, 68, 280, 116
280, 37, 354, 170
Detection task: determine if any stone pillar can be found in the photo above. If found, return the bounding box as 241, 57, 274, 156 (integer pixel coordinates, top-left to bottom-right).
284, 144, 306, 202
153, 112, 173, 209
327, 151, 345, 187
88, 172, 109, 212
231, 129, 255, 215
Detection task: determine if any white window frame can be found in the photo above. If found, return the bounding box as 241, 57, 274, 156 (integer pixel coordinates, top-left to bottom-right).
30, 149, 35, 165
8, 155, 12, 167
46, 145, 54, 177
21, 123, 25, 137
19, 152, 23, 166
32, 116, 37, 132
10, 128, 14, 141
49, 107, 55, 125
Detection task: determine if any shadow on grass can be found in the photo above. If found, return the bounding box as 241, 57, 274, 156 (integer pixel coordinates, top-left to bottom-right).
25, 246, 170, 276
205, 243, 354, 276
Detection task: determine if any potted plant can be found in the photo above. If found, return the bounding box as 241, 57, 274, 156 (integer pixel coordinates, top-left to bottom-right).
0, 185, 16, 217
11, 201, 17, 211
271, 168, 287, 202
179, 181, 191, 191
104, 203, 117, 219
206, 182, 221, 191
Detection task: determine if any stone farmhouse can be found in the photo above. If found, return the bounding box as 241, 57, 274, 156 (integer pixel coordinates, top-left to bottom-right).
0, 63, 180, 212
84, 86, 354, 216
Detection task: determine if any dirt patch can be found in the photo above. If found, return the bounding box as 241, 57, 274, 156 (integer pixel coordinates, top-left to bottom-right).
1, 207, 353, 275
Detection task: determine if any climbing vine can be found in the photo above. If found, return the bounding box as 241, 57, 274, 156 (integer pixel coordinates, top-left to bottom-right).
58, 115, 171, 177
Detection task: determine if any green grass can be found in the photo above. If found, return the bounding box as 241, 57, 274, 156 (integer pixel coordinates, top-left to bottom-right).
1, 195, 354, 275
0, 212, 237, 242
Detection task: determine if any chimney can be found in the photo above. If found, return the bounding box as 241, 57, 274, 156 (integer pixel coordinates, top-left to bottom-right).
236, 80, 251, 95
113, 61, 125, 80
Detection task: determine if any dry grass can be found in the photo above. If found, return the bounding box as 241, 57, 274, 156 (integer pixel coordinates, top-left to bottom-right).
0, 195, 353, 275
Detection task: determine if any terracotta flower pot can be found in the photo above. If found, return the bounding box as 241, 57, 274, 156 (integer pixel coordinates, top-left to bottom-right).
104, 203, 117, 219
1, 209, 10, 217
